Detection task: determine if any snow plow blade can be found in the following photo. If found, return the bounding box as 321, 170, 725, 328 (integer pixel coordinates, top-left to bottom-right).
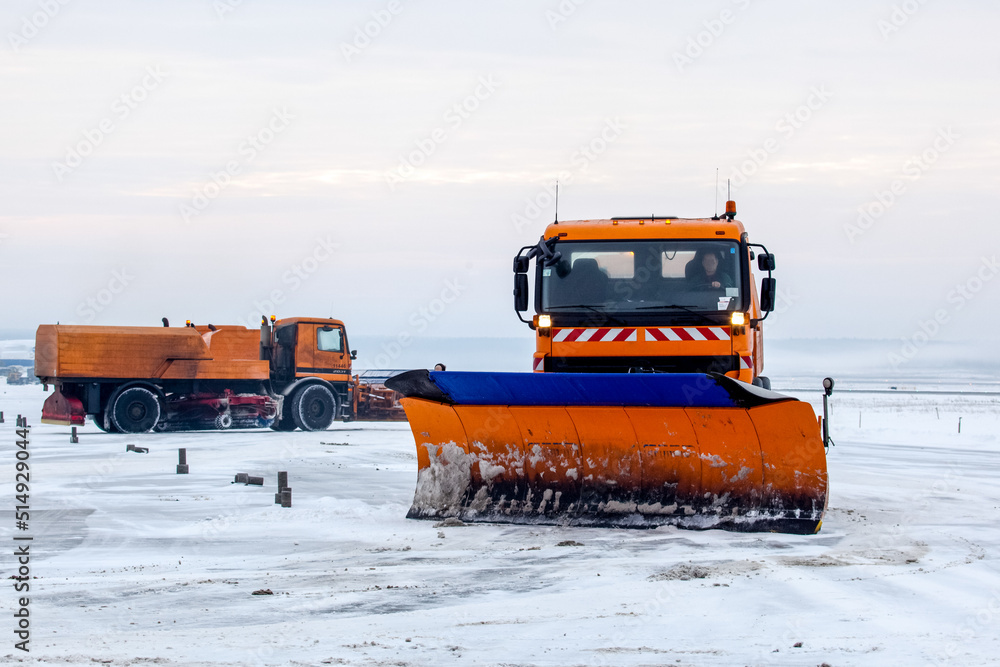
385, 370, 828, 535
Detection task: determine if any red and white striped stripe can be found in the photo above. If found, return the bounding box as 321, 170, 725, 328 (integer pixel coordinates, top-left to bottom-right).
740, 355, 753, 370
552, 328, 638, 343
533, 357, 544, 372
644, 327, 731, 342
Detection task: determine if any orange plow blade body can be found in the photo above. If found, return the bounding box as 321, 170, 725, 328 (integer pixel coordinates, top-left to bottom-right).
386, 370, 828, 534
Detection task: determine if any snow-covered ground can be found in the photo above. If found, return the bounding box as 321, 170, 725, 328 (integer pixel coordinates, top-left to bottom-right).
2, 378, 999, 666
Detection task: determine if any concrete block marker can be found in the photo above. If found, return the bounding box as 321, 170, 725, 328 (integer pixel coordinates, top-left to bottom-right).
70, 426, 79, 443
275, 471, 291, 506
126, 444, 149, 454
1, 410, 5, 423
176, 448, 189, 474
234, 472, 263, 485
274, 473, 283, 503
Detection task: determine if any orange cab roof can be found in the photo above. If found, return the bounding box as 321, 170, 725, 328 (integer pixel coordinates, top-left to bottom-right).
274, 317, 346, 328
543, 217, 746, 242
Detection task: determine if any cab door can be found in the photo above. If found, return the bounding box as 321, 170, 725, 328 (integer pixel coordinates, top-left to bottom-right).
295, 322, 351, 382
272, 323, 299, 383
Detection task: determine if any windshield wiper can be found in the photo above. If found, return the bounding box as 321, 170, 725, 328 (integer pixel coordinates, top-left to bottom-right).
634, 304, 721, 325
546, 305, 626, 326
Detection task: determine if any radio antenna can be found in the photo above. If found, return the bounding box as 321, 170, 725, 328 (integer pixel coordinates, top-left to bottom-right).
714, 168, 719, 218
554, 180, 559, 224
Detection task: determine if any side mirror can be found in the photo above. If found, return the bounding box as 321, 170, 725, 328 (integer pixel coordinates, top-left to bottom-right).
760, 277, 776, 312
757, 253, 775, 271
514, 273, 529, 312
350, 350, 357, 360
513, 256, 530, 274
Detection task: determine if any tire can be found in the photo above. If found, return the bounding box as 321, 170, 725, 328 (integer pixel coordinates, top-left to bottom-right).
291, 384, 338, 432
111, 387, 162, 434
215, 412, 233, 430
752, 376, 772, 391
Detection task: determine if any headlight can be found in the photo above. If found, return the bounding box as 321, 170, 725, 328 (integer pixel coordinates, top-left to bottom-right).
731, 312, 746, 326
538, 314, 552, 329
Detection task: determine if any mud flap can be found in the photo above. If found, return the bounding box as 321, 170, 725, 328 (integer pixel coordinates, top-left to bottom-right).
388, 370, 828, 535
41, 389, 87, 426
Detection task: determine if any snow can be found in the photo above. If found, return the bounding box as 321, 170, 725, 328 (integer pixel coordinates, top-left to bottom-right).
409, 443, 474, 518
2, 378, 1000, 666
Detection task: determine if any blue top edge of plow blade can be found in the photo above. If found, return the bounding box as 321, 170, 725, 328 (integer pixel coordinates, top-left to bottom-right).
426, 371, 758, 408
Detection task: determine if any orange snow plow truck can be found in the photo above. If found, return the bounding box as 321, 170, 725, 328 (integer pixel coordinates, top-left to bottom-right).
35, 317, 405, 433
387, 202, 831, 534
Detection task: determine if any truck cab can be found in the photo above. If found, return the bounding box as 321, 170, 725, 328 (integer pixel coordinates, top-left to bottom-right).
513, 207, 776, 385
270, 318, 353, 385
263, 317, 356, 431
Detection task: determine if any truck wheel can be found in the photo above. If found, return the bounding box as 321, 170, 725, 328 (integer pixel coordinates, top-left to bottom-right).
291, 384, 337, 432
215, 413, 233, 430
111, 387, 162, 433
752, 376, 772, 391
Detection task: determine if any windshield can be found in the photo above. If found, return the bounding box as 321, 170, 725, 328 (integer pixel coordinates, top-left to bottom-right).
541, 240, 743, 313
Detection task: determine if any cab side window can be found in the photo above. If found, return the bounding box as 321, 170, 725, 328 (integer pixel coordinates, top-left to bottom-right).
317, 327, 343, 352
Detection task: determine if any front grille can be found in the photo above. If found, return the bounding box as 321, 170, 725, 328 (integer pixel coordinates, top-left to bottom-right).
545, 355, 738, 374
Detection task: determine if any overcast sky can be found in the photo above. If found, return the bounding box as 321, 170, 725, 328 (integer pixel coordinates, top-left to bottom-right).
1, 0, 997, 349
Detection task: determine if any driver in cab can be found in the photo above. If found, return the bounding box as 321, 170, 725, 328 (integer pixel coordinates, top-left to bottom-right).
688, 249, 734, 290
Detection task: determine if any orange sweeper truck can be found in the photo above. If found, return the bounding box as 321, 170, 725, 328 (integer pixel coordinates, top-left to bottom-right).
36, 316, 405, 433
387, 201, 832, 534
